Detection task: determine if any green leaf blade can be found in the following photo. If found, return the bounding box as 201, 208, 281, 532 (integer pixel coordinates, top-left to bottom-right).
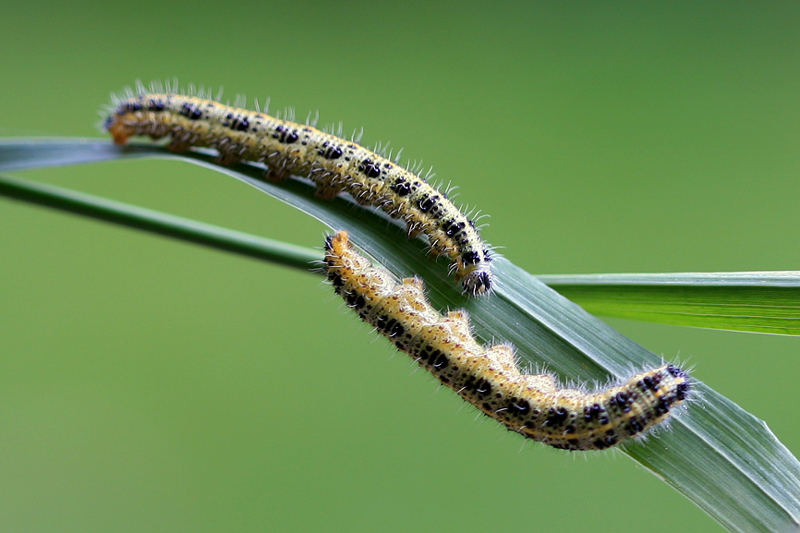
539, 273, 800, 335
0, 173, 319, 270
2, 139, 799, 533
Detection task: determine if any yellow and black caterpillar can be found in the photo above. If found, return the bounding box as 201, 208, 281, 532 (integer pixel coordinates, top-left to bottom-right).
105, 84, 493, 296
324, 231, 690, 451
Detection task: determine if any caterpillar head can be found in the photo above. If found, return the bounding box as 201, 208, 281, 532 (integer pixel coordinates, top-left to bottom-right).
461, 265, 494, 296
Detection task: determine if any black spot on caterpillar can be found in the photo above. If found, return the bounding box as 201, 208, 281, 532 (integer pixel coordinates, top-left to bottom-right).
104, 82, 494, 296
324, 230, 691, 451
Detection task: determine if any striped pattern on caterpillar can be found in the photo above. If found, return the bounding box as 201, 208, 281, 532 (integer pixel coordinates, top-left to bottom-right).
104, 82, 493, 296
324, 230, 690, 451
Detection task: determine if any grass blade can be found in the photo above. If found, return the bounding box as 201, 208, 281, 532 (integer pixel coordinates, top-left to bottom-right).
0, 173, 318, 270
539, 272, 800, 335
2, 139, 799, 532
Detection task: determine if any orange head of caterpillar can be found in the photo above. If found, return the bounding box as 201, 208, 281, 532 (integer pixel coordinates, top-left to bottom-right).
323, 231, 349, 290
103, 114, 130, 145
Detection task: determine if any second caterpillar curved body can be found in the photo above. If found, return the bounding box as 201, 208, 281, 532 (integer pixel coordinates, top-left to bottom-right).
324, 231, 690, 451
104, 84, 493, 296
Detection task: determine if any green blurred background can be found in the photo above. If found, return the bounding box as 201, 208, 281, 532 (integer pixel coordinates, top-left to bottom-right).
2, 1, 799, 531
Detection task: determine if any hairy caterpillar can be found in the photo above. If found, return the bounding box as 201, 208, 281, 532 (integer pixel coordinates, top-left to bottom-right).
104, 82, 493, 296
324, 231, 690, 451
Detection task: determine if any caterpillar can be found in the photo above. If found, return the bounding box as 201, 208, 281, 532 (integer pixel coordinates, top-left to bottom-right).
324, 230, 690, 451
103, 82, 493, 296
